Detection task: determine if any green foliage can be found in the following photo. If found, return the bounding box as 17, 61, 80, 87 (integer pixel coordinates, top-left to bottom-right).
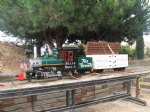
78, 44, 85, 56
0, 0, 150, 48
120, 45, 136, 59
136, 36, 144, 59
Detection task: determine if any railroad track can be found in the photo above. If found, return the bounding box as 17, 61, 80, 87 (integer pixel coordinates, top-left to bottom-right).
0, 72, 143, 97
0, 68, 148, 112
0, 67, 150, 89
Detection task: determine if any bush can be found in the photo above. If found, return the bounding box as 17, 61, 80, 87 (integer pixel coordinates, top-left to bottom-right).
78, 44, 85, 56
119, 45, 136, 59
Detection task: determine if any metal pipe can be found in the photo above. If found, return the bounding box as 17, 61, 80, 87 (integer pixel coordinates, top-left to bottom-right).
127, 80, 131, 94
33, 45, 37, 58
126, 96, 146, 106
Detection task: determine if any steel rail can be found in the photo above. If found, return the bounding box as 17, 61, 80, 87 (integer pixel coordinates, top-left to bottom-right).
0, 67, 149, 83
37, 93, 131, 112
0, 73, 146, 98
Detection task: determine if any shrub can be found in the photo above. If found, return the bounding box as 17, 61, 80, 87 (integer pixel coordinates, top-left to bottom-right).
119, 45, 136, 59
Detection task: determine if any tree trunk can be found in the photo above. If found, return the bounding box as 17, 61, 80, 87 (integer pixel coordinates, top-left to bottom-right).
136, 32, 144, 59
37, 43, 42, 57
55, 30, 63, 49
43, 31, 53, 49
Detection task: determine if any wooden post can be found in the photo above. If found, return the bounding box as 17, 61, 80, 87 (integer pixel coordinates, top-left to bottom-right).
127, 80, 131, 94
107, 44, 114, 55
136, 77, 140, 98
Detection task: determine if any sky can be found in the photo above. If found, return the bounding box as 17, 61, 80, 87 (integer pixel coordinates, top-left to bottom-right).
0, 31, 17, 42
1, 30, 150, 45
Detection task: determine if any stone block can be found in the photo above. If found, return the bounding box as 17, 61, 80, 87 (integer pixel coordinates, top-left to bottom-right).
107, 81, 123, 87
42, 101, 66, 109
14, 97, 27, 104
86, 86, 95, 92
37, 91, 65, 101
23, 107, 33, 112
34, 96, 66, 106
95, 85, 102, 89
27, 95, 37, 102
81, 95, 95, 102
10, 109, 24, 112
75, 88, 82, 94
75, 95, 81, 104
95, 85, 123, 99
34, 106, 43, 111
2, 98, 14, 107
81, 89, 87, 95
95, 92, 113, 99
0, 101, 3, 110
86, 91, 95, 96
95, 85, 123, 94
34, 101, 66, 111
0, 110, 3, 112
101, 83, 108, 89
95, 87, 109, 94
43, 96, 66, 104
4, 102, 32, 111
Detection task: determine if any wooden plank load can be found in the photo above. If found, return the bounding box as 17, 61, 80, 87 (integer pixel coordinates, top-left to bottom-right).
85, 42, 120, 55
85, 41, 128, 70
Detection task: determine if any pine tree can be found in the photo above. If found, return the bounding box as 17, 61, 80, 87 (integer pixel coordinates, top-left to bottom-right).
0, 0, 149, 48
136, 36, 144, 59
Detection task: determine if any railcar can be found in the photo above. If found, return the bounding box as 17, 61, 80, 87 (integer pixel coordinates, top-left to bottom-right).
16, 42, 128, 81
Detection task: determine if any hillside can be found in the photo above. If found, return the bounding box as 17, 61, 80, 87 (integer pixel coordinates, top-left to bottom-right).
0, 41, 28, 75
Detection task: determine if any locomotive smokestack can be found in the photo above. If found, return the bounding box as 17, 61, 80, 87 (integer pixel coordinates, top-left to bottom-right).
33, 45, 37, 58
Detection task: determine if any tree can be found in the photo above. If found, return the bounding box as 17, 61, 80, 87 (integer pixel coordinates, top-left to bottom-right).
0, 0, 150, 48
136, 35, 144, 59
133, 0, 150, 59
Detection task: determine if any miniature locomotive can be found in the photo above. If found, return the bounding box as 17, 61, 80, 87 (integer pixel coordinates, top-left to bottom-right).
16, 42, 128, 80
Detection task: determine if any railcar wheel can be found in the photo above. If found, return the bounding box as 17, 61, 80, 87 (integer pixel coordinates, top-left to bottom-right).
113, 68, 118, 71
114, 67, 125, 71
120, 67, 125, 71
97, 69, 104, 73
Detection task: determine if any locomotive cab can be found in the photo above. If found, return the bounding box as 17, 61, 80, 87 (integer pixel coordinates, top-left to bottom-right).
58, 48, 78, 72
58, 48, 93, 74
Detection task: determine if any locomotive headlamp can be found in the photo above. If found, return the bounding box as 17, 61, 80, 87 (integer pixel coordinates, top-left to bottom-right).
30, 58, 42, 67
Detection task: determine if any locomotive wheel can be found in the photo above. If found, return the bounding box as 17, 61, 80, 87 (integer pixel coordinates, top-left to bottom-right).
35, 72, 41, 79
26, 72, 32, 82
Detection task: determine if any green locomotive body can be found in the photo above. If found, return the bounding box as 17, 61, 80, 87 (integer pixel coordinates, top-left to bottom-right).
24, 48, 93, 80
